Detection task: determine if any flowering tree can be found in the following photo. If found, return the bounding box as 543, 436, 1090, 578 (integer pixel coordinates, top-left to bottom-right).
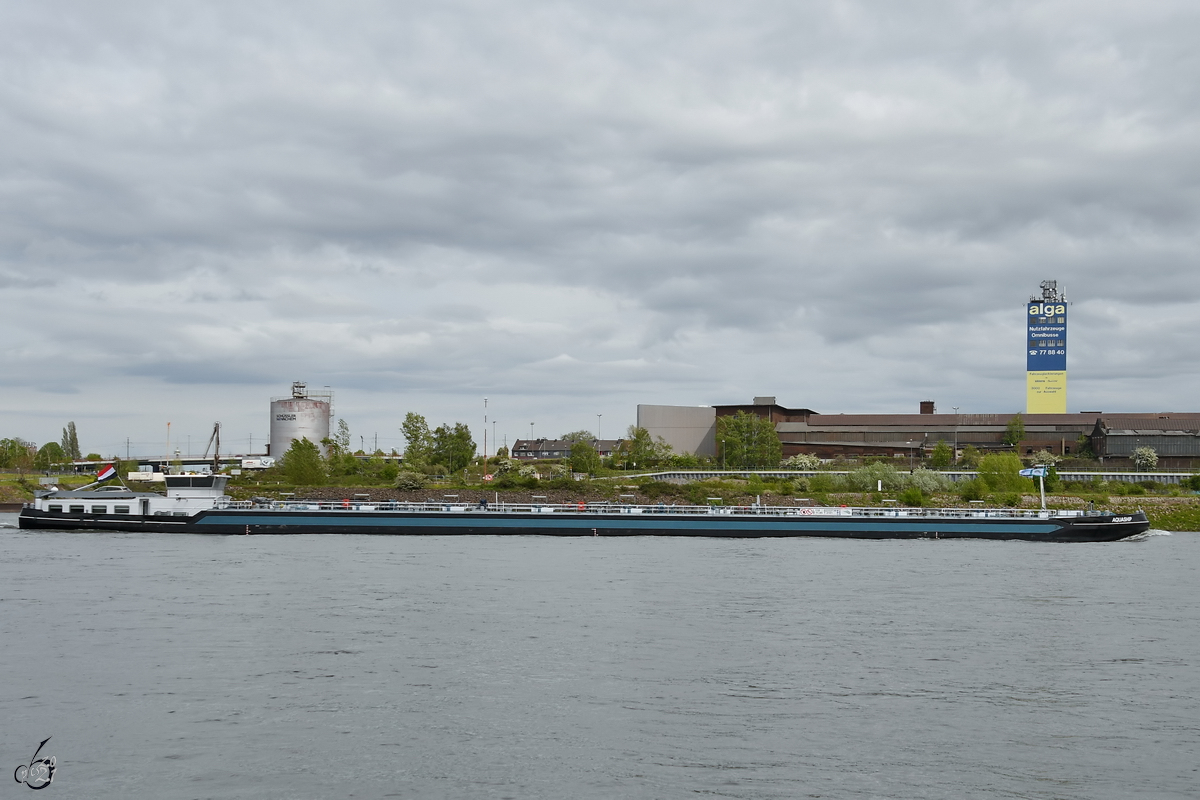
782, 453, 821, 469
1131, 446, 1158, 471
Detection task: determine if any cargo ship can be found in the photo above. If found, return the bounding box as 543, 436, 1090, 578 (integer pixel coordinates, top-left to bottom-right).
17, 474, 1150, 541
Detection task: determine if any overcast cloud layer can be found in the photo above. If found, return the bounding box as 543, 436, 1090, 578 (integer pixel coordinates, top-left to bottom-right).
2, 0, 1198, 457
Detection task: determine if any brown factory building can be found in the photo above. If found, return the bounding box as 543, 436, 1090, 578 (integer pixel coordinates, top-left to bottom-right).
710, 398, 1200, 468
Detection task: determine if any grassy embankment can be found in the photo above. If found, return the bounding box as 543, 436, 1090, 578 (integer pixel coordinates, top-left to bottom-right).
0, 473, 97, 503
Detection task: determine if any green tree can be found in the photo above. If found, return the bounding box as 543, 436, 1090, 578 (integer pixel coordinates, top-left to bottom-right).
977, 453, 1033, 492
904, 467, 950, 495
623, 426, 673, 469
0, 438, 35, 473
318, 419, 357, 477
929, 440, 953, 468
432, 422, 476, 473
400, 413, 434, 468
1003, 414, 1026, 447
569, 440, 601, 474
958, 478, 986, 501
626, 426, 652, 467
668, 451, 702, 468
1043, 465, 1060, 493
848, 462, 903, 492
959, 445, 981, 468
561, 430, 595, 443
334, 419, 351, 453
61, 421, 81, 461
1, 438, 25, 468
717, 411, 782, 469
281, 438, 326, 485
35, 441, 68, 470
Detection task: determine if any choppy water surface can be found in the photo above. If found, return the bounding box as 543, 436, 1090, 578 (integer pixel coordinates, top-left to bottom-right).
2, 515, 1197, 799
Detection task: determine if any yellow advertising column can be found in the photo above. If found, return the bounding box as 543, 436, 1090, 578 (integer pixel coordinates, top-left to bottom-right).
1026, 291, 1067, 414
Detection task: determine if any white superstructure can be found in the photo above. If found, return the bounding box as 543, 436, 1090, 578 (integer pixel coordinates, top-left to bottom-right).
32, 475, 230, 518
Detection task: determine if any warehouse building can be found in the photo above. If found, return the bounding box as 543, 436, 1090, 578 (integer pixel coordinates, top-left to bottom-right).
640, 398, 1200, 468
1090, 417, 1200, 460
635, 405, 719, 456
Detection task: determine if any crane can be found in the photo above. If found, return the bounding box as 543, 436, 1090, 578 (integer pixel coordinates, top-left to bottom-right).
201, 422, 221, 472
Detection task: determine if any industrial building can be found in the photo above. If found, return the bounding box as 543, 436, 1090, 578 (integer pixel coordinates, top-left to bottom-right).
1090, 417, 1200, 461
635, 405, 719, 456
268, 382, 333, 457
639, 398, 1200, 468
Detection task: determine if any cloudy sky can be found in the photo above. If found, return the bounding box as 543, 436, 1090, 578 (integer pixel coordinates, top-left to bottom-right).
2, 0, 1198, 458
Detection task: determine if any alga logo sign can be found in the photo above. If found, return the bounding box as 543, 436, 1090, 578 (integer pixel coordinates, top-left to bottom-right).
1028, 303, 1067, 317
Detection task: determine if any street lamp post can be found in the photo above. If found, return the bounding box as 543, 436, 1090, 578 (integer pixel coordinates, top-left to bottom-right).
907, 441, 915, 473
597, 414, 602, 443
952, 406, 960, 465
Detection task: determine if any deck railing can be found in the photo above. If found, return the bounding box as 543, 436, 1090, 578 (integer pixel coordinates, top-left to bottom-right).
212, 499, 1108, 519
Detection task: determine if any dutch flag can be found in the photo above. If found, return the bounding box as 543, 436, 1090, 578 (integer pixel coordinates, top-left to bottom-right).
97, 464, 117, 482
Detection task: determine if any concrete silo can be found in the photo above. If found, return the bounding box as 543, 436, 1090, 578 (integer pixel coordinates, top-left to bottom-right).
269, 382, 333, 457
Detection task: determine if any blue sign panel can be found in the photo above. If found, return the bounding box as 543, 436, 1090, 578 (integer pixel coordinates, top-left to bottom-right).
1027, 302, 1067, 371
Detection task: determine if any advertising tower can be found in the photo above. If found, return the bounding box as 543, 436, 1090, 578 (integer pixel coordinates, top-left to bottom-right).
1026, 280, 1068, 414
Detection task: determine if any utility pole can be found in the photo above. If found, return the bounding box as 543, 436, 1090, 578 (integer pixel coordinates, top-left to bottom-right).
952, 407, 960, 465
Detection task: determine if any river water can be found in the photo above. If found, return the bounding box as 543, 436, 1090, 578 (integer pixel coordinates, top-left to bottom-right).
1, 514, 1197, 799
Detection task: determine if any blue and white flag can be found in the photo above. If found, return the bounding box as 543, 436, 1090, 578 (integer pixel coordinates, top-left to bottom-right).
1019, 467, 1047, 477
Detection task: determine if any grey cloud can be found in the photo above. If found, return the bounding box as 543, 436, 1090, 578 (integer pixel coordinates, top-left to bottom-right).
2, 0, 1199, 447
